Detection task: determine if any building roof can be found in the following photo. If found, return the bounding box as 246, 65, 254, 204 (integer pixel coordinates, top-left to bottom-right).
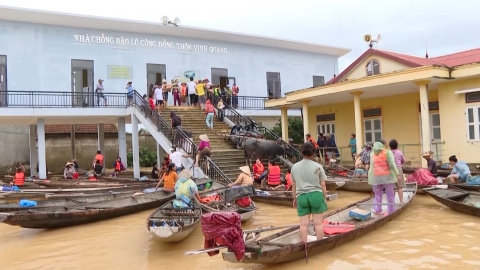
328, 47, 480, 84
45, 124, 118, 134
0, 5, 351, 57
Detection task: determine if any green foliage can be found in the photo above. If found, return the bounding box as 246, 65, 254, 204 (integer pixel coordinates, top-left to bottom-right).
271, 117, 304, 144
127, 146, 157, 167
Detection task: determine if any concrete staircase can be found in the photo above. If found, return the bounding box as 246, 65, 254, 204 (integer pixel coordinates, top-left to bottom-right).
160, 106, 289, 180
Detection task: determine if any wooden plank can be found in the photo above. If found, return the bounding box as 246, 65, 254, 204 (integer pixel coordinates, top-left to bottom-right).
184, 246, 228, 255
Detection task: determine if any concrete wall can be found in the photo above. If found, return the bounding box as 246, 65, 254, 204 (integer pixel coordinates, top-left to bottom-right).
0, 125, 30, 173
0, 20, 339, 100
44, 133, 159, 172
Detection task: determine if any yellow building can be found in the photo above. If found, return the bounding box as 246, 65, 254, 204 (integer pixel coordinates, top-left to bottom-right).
267, 47, 480, 166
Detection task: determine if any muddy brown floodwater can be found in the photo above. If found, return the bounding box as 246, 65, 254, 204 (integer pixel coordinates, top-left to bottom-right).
1, 191, 480, 270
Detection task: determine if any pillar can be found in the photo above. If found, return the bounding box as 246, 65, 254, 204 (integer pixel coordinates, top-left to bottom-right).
117, 117, 127, 169
351, 91, 364, 154
29, 125, 38, 177
70, 125, 76, 160
98, 123, 105, 172
37, 118, 47, 179
302, 101, 310, 141
280, 107, 289, 141
416, 80, 431, 167
157, 143, 161, 168
131, 114, 140, 178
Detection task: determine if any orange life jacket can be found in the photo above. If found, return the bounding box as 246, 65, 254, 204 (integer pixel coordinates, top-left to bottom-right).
285, 173, 292, 190
181, 86, 187, 96
373, 149, 390, 176
307, 137, 318, 148
253, 164, 264, 178
268, 165, 281, 186
95, 154, 104, 165
13, 172, 25, 186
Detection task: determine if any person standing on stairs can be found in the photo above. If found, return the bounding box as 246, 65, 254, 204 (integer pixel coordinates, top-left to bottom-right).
194, 134, 211, 170
205, 100, 216, 129
196, 79, 206, 110
187, 77, 196, 107
161, 79, 170, 108
154, 82, 164, 113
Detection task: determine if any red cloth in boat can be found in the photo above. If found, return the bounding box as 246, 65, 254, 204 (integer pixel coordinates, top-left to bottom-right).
199, 195, 220, 204
323, 220, 355, 235
406, 168, 438, 185
201, 212, 245, 261
235, 197, 251, 207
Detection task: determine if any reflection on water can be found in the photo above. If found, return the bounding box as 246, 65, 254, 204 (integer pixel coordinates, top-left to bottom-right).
1, 191, 480, 269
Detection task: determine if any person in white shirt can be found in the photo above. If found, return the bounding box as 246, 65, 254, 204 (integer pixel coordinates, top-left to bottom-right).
169, 146, 191, 174
153, 82, 164, 112
187, 77, 197, 107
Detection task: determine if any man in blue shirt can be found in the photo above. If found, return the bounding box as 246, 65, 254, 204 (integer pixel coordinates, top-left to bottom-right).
349, 134, 357, 162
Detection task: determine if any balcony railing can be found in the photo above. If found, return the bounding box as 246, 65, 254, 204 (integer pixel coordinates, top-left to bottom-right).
0, 91, 130, 108
220, 95, 268, 110
132, 92, 232, 186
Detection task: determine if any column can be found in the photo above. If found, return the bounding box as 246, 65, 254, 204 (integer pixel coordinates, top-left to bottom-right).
302, 101, 310, 141
70, 125, 76, 160
280, 107, 289, 141
131, 114, 140, 178
98, 123, 105, 172
37, 118, 47, 179
157, 143, 161, 168
29, 125, 38, 177
117, 117, 127, 169
416, 80, 431, 166
351, 91, 364, 154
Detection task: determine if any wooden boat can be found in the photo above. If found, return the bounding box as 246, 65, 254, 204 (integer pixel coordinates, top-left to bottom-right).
0, 190, 175, 228
18, 184, 157, 194
423, 187, 480, 217
218, 182, 417, 264
255, 180, 345, 192
251, 190, 338, 206
147, 199, 202, 242
336, 178, 372, 192
33, 180, 148, 189
194, 178, 257, 223
0, 191, 136, 212
448, 183, 480, 192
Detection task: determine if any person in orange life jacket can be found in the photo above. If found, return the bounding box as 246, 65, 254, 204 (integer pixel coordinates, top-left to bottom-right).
264, 160, 281, 187
180, 82, 188, 105
113, 157, 126, 173
305, 134, 319, 157
252, 159, 265, 184
11, 167, 25, 187
93, 150, 104, 168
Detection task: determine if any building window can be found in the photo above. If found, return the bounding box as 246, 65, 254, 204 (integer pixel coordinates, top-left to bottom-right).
316, 113, 335, 122
211, 68, 228, 88
466, 106, 480, 141
313, 76, 325, 87
366, 60, 380, 76
0, 55, 6, 107
364, 118, 382, 143
418, 101, 439, 111
363, 108, 382, 117
466, 92, 480, 103
266, 72, 281, 98
317, 122, 335, 140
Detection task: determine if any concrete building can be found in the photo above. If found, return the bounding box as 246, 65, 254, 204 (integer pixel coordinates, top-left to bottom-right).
0, 6, 350, 178
267, 46, 480, 167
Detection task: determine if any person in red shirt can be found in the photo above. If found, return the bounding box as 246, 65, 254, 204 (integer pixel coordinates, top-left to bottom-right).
148, 94, 155, 116
285, 168, 292, 191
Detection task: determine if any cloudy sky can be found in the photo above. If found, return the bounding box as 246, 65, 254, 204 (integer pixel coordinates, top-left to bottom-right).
1, 0, 479, 70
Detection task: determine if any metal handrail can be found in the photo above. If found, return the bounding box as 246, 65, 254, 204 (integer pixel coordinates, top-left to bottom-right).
132, 91, 231, 185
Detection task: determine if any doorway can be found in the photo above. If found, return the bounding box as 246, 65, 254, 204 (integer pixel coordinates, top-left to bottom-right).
0, 55, 6, 107
317, 122, 336, 142
71, 60, 94, 107
212, 68, 228, 88
266, 72, 281, 98
147, 64, 166, 96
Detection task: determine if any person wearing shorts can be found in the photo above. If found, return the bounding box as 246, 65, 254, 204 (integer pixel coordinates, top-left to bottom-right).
388, 139, 406, 203
154, 83, 164, 112
291, 142, 328, 244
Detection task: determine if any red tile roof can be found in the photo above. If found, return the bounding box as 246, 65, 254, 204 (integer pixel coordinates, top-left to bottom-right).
45, 124, 118, 134
328, 47, 480, 84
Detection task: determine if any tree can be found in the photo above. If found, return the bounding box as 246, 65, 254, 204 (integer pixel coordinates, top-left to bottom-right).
271, 117, 304, 144
127, 146, 157, 167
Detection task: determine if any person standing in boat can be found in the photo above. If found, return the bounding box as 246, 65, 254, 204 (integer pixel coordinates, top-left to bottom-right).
447, 155, 471, 183
156, 163, 178, 192
422, 152, 438, 177
291, 142, 328, 244
368, 140, 398, 216
389, 139, 406, 203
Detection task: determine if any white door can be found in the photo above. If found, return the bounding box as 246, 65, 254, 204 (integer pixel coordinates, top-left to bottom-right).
364, 118, 382, 143
317, 122, 335, 141
419, 113, 442, 159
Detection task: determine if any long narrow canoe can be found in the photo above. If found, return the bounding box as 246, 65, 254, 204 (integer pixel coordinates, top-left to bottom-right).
33, 180, 149, 189
251, 191, 338, 206
219, 182, 417, 264
255, 181, 345, 192
147, 199, 202, 242
424, 187, 480, 217
0, 191, 136, 212
17, 184, 157, 194
0, 190, 175, 228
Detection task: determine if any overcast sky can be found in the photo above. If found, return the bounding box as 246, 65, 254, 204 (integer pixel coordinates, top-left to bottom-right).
1, 0, 479, 71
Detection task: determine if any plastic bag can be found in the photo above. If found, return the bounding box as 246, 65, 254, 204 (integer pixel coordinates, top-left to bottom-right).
201, 212, 245, 261
18, 199, 38, 208
139, 176, 149, 181
172, 199, 189, 208
467, 175, 480, 186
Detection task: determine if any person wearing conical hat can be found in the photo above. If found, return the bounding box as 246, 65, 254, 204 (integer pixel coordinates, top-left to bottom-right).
174, 169, 201, 201
63, 162, 76, 179
194, 134, 211, 169
228, 166, 253, 186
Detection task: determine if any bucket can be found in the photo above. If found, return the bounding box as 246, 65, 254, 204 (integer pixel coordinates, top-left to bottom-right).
72, 172, 79, 179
